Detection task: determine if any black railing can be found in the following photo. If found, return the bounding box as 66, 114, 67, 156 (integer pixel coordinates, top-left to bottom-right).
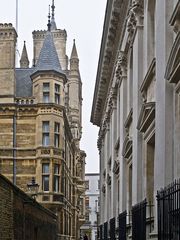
118, 211, 126, 240
157, 179, 180, 240
132, 199, 147, 240
104, 221, 108, 240
99, 224, 103, 240
110, 217, 116, 240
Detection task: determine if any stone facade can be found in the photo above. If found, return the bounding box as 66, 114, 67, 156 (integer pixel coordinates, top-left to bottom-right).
0, 2, 86, 240
0, 174, 57, 240
91, 0, 180, 239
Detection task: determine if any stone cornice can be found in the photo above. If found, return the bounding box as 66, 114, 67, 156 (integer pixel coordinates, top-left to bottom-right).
122, 134, 132, 158
165, 32, 180, 84
140, 58, 156, 102
91, 0, 130, 127
169, 1, 180, 33
137, 102, 155, 133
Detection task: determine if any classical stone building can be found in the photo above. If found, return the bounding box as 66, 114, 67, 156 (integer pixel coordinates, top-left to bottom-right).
0, 2, 86, 239
91, 0, 180, 239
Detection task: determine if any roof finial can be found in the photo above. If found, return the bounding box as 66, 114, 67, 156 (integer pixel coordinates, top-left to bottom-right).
51, 0, 55, 20
47, 5, 51, 31
51, 0, 57, 30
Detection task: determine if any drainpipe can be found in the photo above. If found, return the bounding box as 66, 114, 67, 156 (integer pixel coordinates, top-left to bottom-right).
13, 110, 17, 185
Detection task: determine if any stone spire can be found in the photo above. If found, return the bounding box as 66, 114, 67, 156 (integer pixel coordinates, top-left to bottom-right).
70, 39, 79, 71
51, 0, 57, 30
20, 41, 29, 68
70, 39, 78, 59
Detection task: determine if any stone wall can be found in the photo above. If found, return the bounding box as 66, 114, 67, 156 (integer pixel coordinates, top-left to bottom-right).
0, 174, 57, 240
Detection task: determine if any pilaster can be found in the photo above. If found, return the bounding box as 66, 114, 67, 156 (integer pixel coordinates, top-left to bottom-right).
131, 0, 144, 205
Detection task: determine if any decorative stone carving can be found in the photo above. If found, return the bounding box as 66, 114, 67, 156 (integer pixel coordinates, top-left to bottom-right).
41, 148, 50, 155
127, 10, 137, 44
102, 184, 106, 194
113, 159, 120, 175
126, 0, 144, 45
169, 1, 180, 34
132, 0, 144, 25
106, 173, 112, 186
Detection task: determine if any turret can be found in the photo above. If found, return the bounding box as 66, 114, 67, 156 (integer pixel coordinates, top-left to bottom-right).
31, 13, 66, 105
0, 23, 17, 103
68, 40, 82, 147
20, 41, 29, 68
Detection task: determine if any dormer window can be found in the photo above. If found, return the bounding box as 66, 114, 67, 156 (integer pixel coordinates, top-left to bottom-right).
43, 83, 50, 103
55, 83, 60, 104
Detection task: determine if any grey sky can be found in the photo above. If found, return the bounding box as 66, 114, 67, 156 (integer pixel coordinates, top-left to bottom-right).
0, 0, 106, 173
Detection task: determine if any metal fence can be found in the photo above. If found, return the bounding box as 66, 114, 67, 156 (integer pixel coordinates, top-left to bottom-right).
157, 179, 180, 240
104, 221, 108, 240
132, 199, 147, 240
99, 224, 103, 240
110, 217, 116, 240
118, 211, 126, 240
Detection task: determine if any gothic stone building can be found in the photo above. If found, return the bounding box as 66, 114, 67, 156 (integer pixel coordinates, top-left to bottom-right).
0, 2, 86, 240
91, 0, 180, 239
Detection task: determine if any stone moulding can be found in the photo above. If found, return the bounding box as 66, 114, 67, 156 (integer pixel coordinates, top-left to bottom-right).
140, 58, 156, 103
165, 32, 180, 84
102, 183, 106, 194
169, 1, 180, 33
113, 159, 120, 175
137, 102, 155, 133
122, 135, 132, 159
106, 173, 111, 186
124, 108, 133, 130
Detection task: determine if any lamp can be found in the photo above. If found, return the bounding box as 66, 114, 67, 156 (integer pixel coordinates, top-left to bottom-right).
27, 177, 39, 199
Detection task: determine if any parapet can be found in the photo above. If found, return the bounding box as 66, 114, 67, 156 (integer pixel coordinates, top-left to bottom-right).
0, 23, 17, 39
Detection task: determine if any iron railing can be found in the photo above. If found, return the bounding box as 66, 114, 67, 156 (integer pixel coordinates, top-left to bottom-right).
110, 217, 116, 240
99, 224, 103, 240
104, 221, 108, 240
157, 179, 180, 240
118, 211, 126, 240
132, 199, 147, 240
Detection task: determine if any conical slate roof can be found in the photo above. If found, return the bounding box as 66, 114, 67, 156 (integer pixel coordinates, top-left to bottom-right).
70, 39, 78, 59
35, 31, 62, 73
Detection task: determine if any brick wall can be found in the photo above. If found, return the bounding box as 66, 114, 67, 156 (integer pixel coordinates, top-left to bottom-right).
0, 174, 57, 240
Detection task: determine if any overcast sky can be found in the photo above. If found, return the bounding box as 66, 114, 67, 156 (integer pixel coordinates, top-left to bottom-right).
0, 0, 106, 173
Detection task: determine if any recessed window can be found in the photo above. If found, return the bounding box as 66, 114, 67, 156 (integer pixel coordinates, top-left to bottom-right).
42, 163, 49, 191
53, 164, 60, 192
42, 121, 50, 146
55, 84, 60, 104
43, 83, 50, 103
54, 122, 60, 147
85, 180, 89, 190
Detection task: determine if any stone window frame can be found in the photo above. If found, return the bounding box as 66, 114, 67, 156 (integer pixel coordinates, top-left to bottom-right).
42, 121, 50, 146
55, 83, 60, 104
42, 163, 50, 192
53, 163, 60, 193
43, 82, 50, 103
54, 122, 60, 148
